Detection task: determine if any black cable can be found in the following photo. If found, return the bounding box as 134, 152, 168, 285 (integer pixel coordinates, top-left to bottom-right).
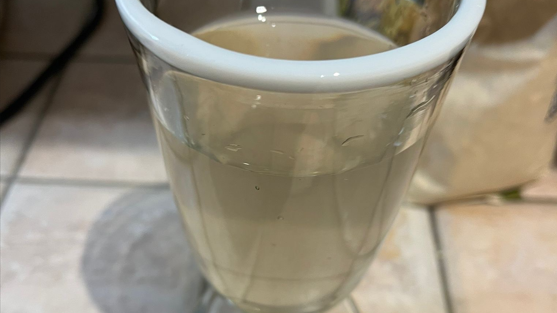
0, 0, 105, 127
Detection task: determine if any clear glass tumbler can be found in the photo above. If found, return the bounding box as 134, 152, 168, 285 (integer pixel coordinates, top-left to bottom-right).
115, 0, 485, 312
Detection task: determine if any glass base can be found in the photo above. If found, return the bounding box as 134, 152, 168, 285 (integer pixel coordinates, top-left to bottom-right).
196, 288, 360, 313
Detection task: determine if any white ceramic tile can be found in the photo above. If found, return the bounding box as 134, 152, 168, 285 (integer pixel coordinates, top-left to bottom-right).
0, 183, 447, 313
1, 184, 203, 313
521, 168, 557, 202
0, 184, 122, 313
436, 203, 557, 313
0, 60, 52, 176
20, 63, 166, 182
351, 205, 446, 313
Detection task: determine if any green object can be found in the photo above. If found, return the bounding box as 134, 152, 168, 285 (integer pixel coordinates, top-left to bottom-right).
339, 0, 352, 16
500, 189, 522, 200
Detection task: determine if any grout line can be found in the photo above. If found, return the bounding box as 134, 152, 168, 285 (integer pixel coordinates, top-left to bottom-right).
402, 201, 431, 211
75, 55, 136, 65
0, 72, 65, 211
14, 176, 170, 190
428, 207, 455, 313
0, 52, 135, 64
0, 178, 10, 205
0, 51, 54, 61
428, 196, 557, 208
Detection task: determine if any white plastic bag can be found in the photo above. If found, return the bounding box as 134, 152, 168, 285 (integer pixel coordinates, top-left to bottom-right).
408, 1, 557, 204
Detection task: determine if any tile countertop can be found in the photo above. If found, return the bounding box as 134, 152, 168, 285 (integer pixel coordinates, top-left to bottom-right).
1, 63, 556, 313
1, 2, 557, 313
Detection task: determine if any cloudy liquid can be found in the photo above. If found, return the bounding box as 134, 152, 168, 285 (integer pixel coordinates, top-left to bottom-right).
153, 15, 423, 313
194, 14, 396, 61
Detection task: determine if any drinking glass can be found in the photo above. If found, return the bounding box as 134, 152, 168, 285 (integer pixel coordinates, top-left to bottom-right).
115, 0, 485, 312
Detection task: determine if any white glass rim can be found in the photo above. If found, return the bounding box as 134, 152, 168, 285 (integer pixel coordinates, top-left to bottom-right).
116, 0, 486, 93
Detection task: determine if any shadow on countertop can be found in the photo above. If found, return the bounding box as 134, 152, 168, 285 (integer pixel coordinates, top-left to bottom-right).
81, 188, 205, 313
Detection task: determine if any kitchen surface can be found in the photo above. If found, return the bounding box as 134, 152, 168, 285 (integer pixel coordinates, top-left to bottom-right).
1, 1, 557, 313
